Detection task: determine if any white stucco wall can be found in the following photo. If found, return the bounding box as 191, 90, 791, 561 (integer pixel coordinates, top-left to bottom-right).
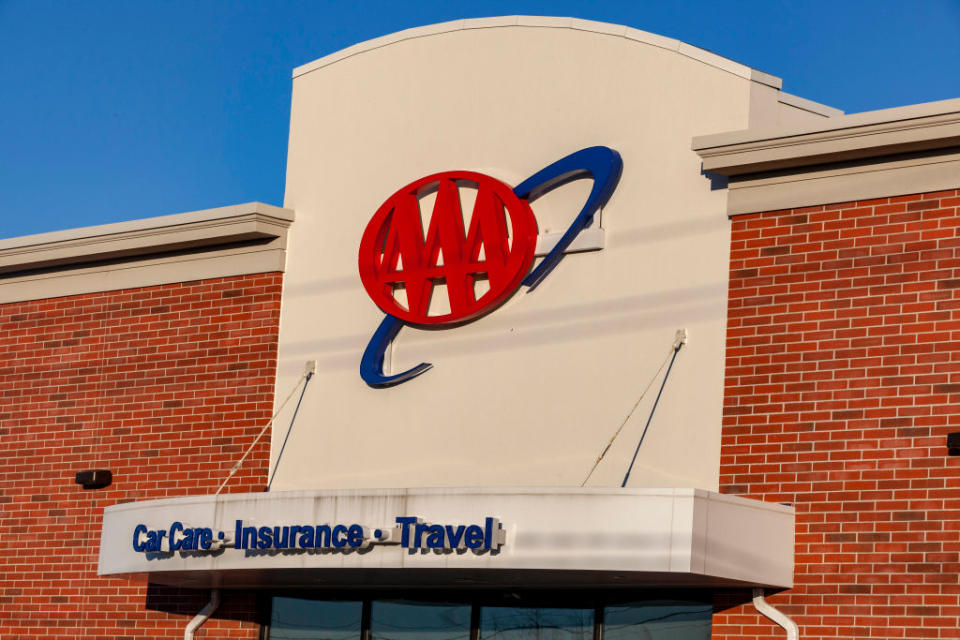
270, 18, 774, 491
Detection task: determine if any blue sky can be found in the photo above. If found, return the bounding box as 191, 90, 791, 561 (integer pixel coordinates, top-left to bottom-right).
1, 0, 959, 240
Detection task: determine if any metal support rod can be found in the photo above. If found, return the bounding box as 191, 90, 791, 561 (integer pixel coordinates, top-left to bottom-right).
267, 369, 314, 491
621, 342, 683, 488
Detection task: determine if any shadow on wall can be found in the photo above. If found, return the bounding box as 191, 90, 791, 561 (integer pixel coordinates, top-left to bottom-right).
281, 282, 725, 373
700, 164, 729, 191
145, 584, 268, 625
281, 210, 728, 300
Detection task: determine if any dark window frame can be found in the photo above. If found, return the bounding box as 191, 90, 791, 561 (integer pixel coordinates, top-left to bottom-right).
264, 588, 714, 640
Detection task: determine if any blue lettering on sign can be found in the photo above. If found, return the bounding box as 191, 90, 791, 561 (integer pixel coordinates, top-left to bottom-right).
464, 524, 484, 549
347, 524, 366, 548
331, 524, 348, 548
132, 524, 147, 552
132, 516, 505, 553
132, 523, 168, 553
445, 525, 465, 548
395, 516, 419, 547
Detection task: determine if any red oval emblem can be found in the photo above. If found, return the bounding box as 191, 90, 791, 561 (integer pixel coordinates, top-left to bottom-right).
359, 171, 538, 326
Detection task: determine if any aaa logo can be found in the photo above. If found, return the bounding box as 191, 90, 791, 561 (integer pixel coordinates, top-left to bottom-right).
358, 147, 623, 388
358, 171, 538, 326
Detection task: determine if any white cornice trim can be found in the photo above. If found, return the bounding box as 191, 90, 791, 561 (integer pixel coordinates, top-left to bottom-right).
693, 98, 960, 175
777, 92, 844, 118
291, 15, 783, 89
0, 202, 293, 251
0, 202, 294, 275
724, 150, 960, 216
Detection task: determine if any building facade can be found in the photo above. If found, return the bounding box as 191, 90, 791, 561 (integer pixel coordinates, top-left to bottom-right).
0, 16, 958, 639
697, 108, 960, 639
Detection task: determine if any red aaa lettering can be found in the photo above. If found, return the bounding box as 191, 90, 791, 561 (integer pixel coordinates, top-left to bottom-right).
359, 171, 538, 326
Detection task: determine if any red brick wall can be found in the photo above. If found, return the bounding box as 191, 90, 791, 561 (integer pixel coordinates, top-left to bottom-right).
0, 273, 282, 639
714, 189, 960, 639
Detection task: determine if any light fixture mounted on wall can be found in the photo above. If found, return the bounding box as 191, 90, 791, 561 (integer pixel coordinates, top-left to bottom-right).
948, 433, 960, 456
75, 469, 112, 490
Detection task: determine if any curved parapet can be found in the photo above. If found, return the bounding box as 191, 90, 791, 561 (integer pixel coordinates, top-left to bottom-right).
272, 16, 834, 492
292, 16, 783, 88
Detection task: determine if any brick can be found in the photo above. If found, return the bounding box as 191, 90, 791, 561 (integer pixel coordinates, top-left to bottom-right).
718, 188, 960, 640
0, 273, 280, 638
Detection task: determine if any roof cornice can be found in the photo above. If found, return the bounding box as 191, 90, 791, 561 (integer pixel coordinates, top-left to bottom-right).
693, 98, 960, 176
0, 202, 294, 276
